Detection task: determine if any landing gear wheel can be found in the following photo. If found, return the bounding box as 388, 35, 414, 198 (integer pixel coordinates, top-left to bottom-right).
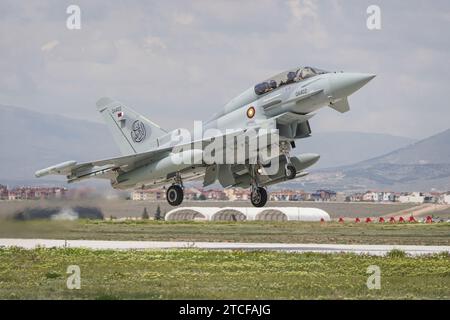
166, 185, 184, 206
285, 164, 297, 180
250, 187, 267, 207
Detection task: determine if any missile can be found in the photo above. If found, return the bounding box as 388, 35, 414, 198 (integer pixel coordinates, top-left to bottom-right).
291, 153, 320, 171
35, 160, 77, 178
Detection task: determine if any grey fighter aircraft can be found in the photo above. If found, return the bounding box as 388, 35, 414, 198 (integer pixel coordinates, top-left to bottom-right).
36, 66, 375, 207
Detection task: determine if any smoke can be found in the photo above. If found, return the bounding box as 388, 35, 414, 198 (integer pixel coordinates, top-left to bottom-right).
12, 206, 104, 221
51, 207, 79, 221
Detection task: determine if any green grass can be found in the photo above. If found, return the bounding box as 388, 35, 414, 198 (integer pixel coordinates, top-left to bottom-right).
0, 247, 449, 299
1, 220, 449, 245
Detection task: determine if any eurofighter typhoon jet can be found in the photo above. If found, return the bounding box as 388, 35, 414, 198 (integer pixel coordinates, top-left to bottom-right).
36, 67, 375, 207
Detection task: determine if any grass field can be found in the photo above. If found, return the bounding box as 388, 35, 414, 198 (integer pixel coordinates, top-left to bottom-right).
0, 247, 449, 299
1, 220, 450, 245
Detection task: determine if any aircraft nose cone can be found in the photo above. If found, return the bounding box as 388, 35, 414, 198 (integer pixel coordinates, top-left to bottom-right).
330, 73, 376, 99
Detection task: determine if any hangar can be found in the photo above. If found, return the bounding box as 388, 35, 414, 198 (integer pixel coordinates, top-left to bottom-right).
165, 207, 330, 222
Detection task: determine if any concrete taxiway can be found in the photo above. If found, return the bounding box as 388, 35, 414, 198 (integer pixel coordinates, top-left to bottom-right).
1, 238, 449, 256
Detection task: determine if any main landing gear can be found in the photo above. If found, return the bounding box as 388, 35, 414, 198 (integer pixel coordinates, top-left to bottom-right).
250, 186, 267, 207
166, 173, 184, 206
166, 185, 183, 206
248, 142, 298, 207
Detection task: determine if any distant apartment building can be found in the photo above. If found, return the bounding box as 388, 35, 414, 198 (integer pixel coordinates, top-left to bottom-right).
362, 191, 397, 202
131, 187, 227, 201
398, 192, 425, 204
0, 184, 8, 200
224, 188, 249, 201
382, 192, 398, 202
270, 190, 307, 201
423, 194, 437, 203
362, 191, 379, 202
6, 186, 67, 200
184, 188, 203, 200
335, 192, 346, 202
444, 193, 450, 204
311, 190, 336, 202
132, 189, 165, 201
346, 193, 363, 202
203, 189, 228, 201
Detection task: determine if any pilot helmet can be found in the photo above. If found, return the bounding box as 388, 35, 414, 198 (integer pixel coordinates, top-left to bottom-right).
269, 80, 277, 89
287, 71, 296, 81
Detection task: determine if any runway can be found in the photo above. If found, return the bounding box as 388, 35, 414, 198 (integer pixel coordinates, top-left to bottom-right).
1, 238, 449, 256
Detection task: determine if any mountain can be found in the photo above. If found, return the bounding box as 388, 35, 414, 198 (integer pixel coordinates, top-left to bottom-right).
0, 104, 119, 185
361, 129, 450, 165
295, 131, 416, 169
0, 104, 421, 188
297, 129, 450, 192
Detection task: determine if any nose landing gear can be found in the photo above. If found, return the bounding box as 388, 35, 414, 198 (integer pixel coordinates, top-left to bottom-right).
285, 163, 297, 180
281, 141, 297, 180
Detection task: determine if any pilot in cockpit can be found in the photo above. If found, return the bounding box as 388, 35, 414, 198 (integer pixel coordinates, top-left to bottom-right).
299, 67, 316, 80
285, 71, 297, 84
269, 80, 277, 90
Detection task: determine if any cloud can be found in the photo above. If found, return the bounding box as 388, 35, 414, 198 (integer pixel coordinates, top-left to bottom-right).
173, 12, 194, 25
0, 0, 449, 140
288, 0, 318, 21
287, 0, 329, 48
143, 36, 167, 52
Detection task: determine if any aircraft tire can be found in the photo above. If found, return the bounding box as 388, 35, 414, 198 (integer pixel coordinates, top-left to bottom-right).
250, 187, 267, 207
285, 164, 297, 180
166, 185, 184, 206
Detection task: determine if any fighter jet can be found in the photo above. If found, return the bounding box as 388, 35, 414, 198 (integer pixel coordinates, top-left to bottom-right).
36, 66, 375, 207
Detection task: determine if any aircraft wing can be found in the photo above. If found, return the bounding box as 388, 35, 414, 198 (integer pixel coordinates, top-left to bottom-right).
35, 146, 174, 183
35, 125, 279, 185
35, 129, 249, 184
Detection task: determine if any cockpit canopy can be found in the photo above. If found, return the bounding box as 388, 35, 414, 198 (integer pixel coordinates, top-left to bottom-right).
254, 66, 329, 95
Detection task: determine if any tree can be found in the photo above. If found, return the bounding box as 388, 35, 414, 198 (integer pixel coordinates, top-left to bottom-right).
142, 207, 149, 220
154, 205, 162, 221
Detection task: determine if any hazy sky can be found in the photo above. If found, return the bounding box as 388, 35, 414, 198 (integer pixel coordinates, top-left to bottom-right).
1, 0, 449, 139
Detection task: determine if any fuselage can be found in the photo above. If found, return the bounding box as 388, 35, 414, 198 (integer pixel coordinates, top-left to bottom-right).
205, 67, 375, 133
113, 67, 375, 189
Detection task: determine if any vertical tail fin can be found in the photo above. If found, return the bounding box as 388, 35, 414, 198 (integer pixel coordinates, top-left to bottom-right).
96, 97, 167, 155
